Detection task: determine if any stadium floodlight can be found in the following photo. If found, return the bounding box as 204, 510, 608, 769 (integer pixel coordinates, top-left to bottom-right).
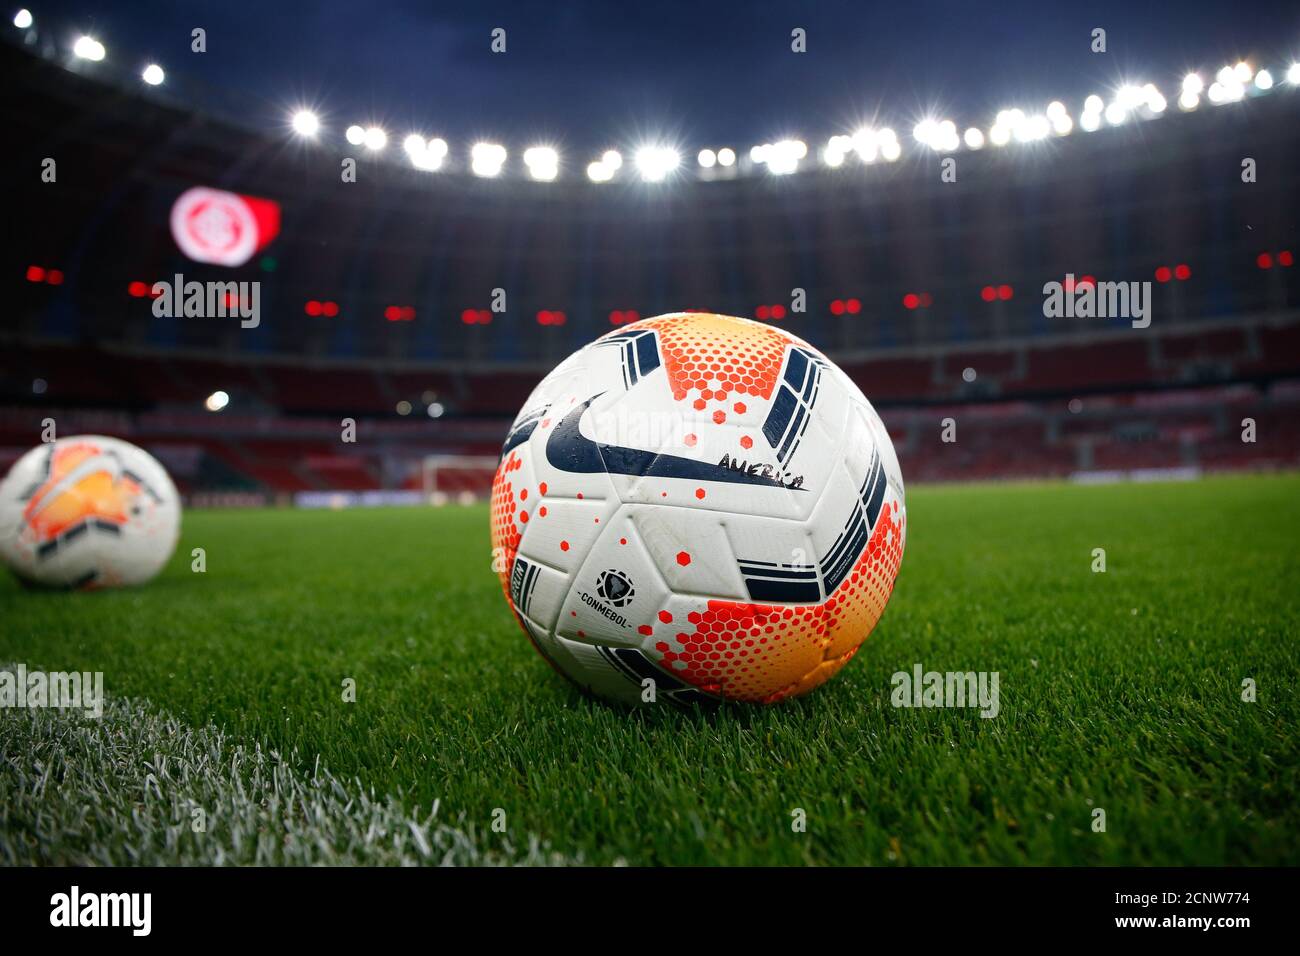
1015, 114, 1051, 142
1182, 73, 1203, 95
995, 108, 1025, 131
1147, 93, 1167, 114
1116, 84, 1146, 111
291, 110, 320, 137
764, 139, 805, 174
204, 390, 229, 412
850, 128, 874, 157
13, 9, 33, 29
1254, 69, 1273, 91
716, 147, 735, 167
935, 119, 958, 151
405, 135, 446, 171
413, 139, 447, 171
587, 149, 621, 182
1104, 101, 1127, 125
963, 127, 985, 149
363, 127, 387, 151
523, 146, 558, 165
912, 118, 958, 152
879, 137, 901, 161
1083, 94, 1104, 114
523, 146, 559, 181
1210, 65, 1248, 103
912, 118, 938, 146
345, 125, 365, 146
1289, 63, 1300, 85
1045, 101, 1076, 134
634, 145, 679, 182
73, 35, 106, 61
1208, 71, 1244, 104
1178, 89, 1200, 111
471, 142, 507, 177
991, 109, 1027, 144
1079, 109, 1102, 131
141, 64, 164, 86
697, 148, 716, 168
823, 134, 851, 167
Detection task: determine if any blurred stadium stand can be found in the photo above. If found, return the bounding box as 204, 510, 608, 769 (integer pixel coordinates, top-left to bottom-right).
3, 39, 1298, 500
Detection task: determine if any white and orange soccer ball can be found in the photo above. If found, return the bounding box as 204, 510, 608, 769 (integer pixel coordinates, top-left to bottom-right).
0, 435, 181, 589
491, 312, 906, 705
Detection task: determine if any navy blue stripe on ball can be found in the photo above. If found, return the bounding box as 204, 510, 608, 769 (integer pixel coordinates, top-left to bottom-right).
783, 347, 809, 388
635, 331, 660, 378
763, 386, 798, 448
744, 576, 822, 602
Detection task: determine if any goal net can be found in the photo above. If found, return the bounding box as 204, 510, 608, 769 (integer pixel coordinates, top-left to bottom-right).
420, 455, 499, 505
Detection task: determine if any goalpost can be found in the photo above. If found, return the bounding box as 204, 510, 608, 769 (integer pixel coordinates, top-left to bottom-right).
420, 455, 499, 505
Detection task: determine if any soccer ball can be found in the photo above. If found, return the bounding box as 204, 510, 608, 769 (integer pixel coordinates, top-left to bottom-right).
0, 435, 181, 589
491, 312, 906, 705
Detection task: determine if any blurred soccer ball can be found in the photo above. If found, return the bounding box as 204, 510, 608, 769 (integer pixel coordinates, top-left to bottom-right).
0, 435, 181, 588
491, 312, 906, 705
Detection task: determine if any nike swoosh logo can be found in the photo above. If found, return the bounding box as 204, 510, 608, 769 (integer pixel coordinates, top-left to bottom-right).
544, 394, 801, 489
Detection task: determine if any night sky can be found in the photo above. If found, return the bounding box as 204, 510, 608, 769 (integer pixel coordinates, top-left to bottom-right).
25, 0, 1300, 151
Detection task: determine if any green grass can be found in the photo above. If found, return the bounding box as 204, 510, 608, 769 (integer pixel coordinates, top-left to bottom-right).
2, 475, 1298, 865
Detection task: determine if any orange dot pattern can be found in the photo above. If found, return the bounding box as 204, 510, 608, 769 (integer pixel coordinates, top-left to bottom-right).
652, 500, 906, 703
489, 451, 524, 596
620, 312, 792, 420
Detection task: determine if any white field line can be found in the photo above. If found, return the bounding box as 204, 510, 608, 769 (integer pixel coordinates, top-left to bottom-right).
0, 666, 580, 866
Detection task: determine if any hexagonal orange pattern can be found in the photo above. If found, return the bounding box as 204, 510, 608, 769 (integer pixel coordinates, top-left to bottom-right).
653, 499, 906, 703
621, 312, 790, 413
489, 450, 524, 596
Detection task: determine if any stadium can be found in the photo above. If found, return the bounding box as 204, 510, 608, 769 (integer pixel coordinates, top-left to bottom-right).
1, 0, 1298, 890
